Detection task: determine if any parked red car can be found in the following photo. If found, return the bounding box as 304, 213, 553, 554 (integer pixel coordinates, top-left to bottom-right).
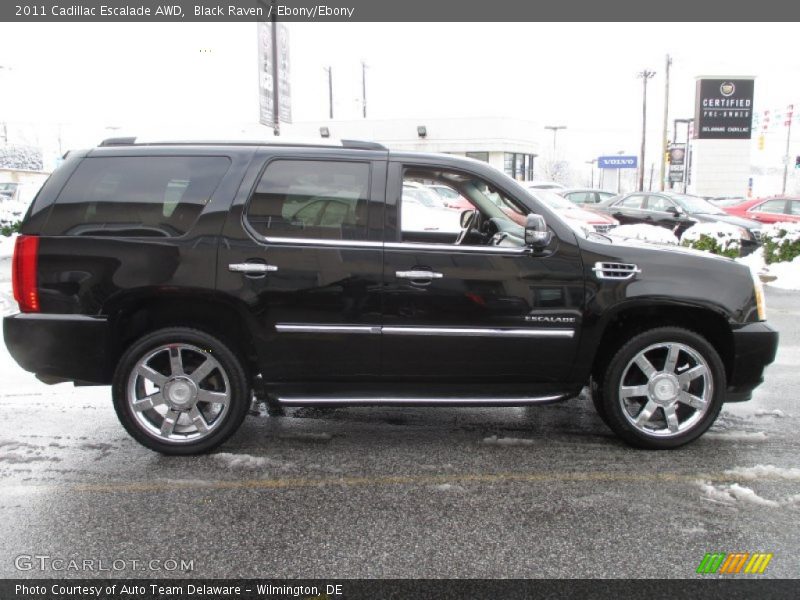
723, 196, 800, 224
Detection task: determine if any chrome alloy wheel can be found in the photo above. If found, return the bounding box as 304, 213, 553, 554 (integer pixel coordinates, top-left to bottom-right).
618, 342, 713, 438
126, 343, 231, 443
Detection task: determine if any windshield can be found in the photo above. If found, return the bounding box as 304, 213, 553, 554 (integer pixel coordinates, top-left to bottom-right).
670, 194, 726, 215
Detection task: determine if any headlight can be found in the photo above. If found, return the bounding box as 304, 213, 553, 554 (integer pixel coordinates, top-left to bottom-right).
752, 270, 766, 321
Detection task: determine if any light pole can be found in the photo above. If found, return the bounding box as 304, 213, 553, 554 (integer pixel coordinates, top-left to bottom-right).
323, 66, 333, 119
585, 159, 596, 187
637, 69, 656, 191
544, 125, 567, 154
782, 104, 794, 194
361, 61, 368, 118
659, 55, 672, 191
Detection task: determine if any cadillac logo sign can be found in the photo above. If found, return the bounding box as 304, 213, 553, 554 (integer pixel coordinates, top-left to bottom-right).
720, 82, 736, 97
695, 78, 754, 139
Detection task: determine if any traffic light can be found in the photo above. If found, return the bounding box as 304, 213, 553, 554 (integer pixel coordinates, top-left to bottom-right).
758, 135, 765, 150
796, 155, 800, 169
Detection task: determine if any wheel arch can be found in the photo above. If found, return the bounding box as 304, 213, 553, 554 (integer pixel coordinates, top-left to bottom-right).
104, 290, 261, 382
588, 300, 734, 387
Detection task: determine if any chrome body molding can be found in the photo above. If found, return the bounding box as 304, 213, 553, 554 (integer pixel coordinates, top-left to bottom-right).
275, 394, 567, 406
275, 324, 381, 335
258, 235, 530, 254
275, 324, 574, 338
383, 326, 574, 338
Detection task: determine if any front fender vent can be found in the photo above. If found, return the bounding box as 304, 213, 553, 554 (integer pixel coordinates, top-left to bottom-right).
592, 261, 641, 280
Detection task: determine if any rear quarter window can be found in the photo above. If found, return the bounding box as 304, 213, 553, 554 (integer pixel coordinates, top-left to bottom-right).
44, 156, 231, 237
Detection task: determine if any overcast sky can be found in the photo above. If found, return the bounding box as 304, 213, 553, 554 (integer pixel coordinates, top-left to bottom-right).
0, 21, 798, 167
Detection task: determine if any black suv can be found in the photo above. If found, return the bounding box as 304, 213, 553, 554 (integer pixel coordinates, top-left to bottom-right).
3, 138, 778, 454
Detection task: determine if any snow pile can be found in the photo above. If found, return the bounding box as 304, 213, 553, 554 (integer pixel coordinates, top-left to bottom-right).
483, 435, 535, 446
753, 409, 788, 418
212, 452, 293, 470
608, 224, 679, 245
762, 256, 800, 290
725, 465, 800, 481
680, 222, 742, 255
762, 222, 800, 248
0, 233, 16, 258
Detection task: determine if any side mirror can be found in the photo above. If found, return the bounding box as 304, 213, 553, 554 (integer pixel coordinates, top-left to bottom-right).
666, 205, 682, 216
460, 209, 477, 228
524, 214, 552, 249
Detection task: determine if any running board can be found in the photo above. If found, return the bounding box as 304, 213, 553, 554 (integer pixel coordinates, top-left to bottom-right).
275, 394, 569, 407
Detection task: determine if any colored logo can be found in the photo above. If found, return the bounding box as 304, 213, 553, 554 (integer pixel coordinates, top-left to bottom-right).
696, 552, 773, 575
720, 82, 736, 97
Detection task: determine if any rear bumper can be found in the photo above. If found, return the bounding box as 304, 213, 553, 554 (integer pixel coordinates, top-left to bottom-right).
726, 321, 779, 402
3, 313, 111, 384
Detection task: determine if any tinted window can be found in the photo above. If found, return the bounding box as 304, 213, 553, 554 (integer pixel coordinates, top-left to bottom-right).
618, 195, 645, 209
754, 199, 786, 214
47, 156, 230, 236
247, 160, 370, 240
646, 195, 673, 211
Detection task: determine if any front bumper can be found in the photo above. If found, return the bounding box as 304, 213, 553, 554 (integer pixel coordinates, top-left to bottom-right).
726, 321, 779, 401
3, 313, 111, 385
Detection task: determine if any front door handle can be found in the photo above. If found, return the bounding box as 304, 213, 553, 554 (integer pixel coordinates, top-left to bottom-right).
229, 263, 279, 274
396, 270, 444, 280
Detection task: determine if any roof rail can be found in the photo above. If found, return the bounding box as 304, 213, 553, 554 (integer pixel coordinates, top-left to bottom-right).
99, 136, 137, 146
340, 139, 387, 150
96, 137, 387, 151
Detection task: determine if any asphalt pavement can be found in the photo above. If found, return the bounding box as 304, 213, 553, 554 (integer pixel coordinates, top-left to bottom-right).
0, 287, 798, 579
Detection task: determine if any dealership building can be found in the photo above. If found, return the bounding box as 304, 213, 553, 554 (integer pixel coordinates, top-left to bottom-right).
287, 117, 541, 181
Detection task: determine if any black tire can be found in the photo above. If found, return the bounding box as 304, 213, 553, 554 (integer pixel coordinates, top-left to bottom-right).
112, 327, 249, 455
600, 327, 725, 450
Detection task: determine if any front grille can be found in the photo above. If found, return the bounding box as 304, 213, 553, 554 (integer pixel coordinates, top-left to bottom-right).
593, 224, 616, 234
592, 262, 641, 280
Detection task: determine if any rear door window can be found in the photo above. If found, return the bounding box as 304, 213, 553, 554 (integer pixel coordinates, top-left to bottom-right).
246, 159, 371, 241
46, 156, 230, 237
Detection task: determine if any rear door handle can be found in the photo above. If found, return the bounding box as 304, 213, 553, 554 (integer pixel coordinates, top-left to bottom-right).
229, 263, 278, 274
396, 270, 444, 280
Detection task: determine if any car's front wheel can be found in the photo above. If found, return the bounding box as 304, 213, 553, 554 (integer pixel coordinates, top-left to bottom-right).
112, 327, 249, 455
599, 327, 725, 449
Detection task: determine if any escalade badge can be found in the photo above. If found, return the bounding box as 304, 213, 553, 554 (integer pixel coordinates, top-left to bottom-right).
525, 316, 577, 323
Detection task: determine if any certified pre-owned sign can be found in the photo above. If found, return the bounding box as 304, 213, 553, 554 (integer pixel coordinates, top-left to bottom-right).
694, 78, 755, 139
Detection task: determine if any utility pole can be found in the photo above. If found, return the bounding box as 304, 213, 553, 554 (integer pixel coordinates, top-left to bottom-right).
616, 150, 625, 193
544, 125, 567, 154
361, 61, 368, 119
659, 55, 672, 191
585, 159, 596, 187
323, 66, 333, 119
782, 104, 794, 194
637, 69, 656, 191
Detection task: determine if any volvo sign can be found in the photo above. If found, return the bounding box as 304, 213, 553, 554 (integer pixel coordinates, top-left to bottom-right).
597, 156, 638, 169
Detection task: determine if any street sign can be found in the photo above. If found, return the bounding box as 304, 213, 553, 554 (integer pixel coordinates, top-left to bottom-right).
597, 156, 638, 169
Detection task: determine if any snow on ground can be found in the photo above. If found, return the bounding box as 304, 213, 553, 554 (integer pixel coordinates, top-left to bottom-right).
608, 224, 679, 245
212, 452, 295, 470
704, 431, 768, 442
754, 409, 788, 418
483, 435, 535, 446
699, 482, 780, 507
725, 465, 800, 481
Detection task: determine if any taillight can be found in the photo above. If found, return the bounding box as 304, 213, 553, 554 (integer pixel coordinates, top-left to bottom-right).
12, 235, 40, 313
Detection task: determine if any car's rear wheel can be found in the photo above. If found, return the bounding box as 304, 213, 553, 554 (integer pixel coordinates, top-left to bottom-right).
112, 327, 249, 455
600, 327, 725, 449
